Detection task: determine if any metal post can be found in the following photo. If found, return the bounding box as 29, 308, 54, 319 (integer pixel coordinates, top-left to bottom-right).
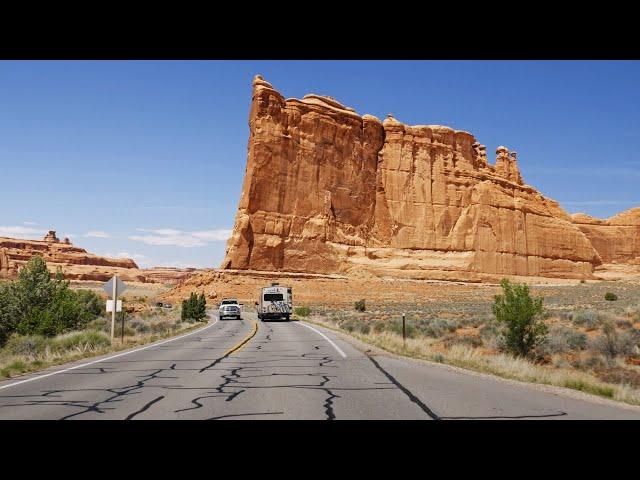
121, 309, 125, 345
110, 275, 117, 343
402, 313, 406, 348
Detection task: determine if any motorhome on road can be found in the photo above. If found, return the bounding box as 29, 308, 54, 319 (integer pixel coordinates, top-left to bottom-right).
256, 283, 292, 321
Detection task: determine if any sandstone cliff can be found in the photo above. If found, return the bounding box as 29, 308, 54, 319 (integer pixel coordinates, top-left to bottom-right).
0, 231, 198, 284
222, 76, 603, 281
572, 208, 640, 265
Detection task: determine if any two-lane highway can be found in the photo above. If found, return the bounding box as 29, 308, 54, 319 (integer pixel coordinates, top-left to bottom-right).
1, 311, 639, 419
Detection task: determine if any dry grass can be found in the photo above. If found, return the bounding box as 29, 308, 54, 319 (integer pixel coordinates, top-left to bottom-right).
0, 313, 207, 379
305, 315, 640, 407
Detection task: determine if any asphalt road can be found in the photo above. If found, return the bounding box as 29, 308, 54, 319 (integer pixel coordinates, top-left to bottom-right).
0, 311, 639, 419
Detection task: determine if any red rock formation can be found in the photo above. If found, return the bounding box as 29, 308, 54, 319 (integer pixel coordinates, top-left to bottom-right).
0, 233, 139, 281
0, 232, 201, 285
222, 75, 602, 281
572, 208, 640, 264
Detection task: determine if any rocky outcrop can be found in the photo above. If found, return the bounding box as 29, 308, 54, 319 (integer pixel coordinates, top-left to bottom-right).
222, 76, 603, 281
572, 208, 640, 264
0, 231, 140, 282
0, 232, 199, 284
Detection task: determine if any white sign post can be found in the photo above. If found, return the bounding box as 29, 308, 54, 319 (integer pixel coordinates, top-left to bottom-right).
103, 275, 126, 343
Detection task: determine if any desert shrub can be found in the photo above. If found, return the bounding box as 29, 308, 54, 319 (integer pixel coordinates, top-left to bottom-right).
294, 306, 311, 317
49, 331, 110, 353
386, 318, 417, 338
590, 321, 638, 359
572, 310, 601, 328
4, 334, 47, 357
129, 320, 150, 334
605, 292, 618, 301
595, 367, 640, 389
150, 321, 172, 333
4, 330, 110, 359
479, 322, 499, 340
616, 319, 633, 329
538, 326, 587, 356
411, 318, 458, 338
557, 311, 574, 321
354, 299, 366, 312
492, 279, 547, 358
571, 354, 608, 371
443, 334, 483, 349
372, 320, 386, 333
459, 316, 489, 328
113, 324, 136, 337
86, 317, 109, 333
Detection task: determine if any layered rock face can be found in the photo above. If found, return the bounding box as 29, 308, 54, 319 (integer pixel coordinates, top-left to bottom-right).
222, 76, 603, 281
572, 208, 640, 264
0, 232, 141, 282
0, 232, 198, 284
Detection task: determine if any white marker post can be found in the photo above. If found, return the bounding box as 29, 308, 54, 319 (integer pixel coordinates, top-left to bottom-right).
104, 275, 126, 344
111, 276, 117, 342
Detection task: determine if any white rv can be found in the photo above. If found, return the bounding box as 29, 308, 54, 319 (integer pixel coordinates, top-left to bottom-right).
256, 284, 292, 321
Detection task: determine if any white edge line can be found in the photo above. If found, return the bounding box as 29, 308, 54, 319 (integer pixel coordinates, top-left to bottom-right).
0, 316, 219, 391
298, 321, 347, 358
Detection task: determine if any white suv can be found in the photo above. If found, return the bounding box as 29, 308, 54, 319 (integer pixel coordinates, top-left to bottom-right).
218, 299, 241, 320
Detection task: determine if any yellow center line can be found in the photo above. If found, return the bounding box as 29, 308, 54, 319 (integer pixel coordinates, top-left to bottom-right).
224, 320, 258, 357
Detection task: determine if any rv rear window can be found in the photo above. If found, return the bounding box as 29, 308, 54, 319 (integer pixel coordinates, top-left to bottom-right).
264, 293, 284, 301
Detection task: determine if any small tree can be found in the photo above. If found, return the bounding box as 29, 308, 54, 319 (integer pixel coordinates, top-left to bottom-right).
492, 279, 547, 358
196, 293, 207, 321
354, 299, 366, 312
181, 292, 205, 322
604, 292, 618, 301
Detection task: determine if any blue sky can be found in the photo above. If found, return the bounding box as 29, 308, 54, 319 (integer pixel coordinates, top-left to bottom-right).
0, 60, 639, 268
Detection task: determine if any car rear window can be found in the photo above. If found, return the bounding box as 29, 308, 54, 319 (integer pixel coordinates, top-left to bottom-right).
221, 300, 237, 305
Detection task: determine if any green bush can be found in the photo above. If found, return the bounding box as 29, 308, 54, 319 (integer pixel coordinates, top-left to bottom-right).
604, 292, 618, 301
294, 306, 311, 317
492, 279, 547, 358
354, 299, 366, 312
181, 292, 207, 322
0, 257, 103, 345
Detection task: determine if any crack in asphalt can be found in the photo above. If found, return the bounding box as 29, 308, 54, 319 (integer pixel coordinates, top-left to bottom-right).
366, 353, 441, 420
440, 412, 568, 420
126, 395, 165, 420
206, 411, 284, 420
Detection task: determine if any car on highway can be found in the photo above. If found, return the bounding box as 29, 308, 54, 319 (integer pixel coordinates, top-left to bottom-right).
218, 298, 241, 320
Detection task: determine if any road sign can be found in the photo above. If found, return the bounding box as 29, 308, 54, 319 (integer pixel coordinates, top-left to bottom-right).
104, 275, 126, 343
106, 300, 122, 313
103, 276, 126, 296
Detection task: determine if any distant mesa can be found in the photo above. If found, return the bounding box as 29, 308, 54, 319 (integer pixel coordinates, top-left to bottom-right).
0, 229, 199, 285
220, 75, 640, 282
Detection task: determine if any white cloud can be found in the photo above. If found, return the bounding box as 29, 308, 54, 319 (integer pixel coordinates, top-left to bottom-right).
84, 230, 111, 238
0, 226, 46, 239
23, 221, 38, 226
103, 251, 148, 261
192, 229, 233, 241
129, 228, 232, 248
